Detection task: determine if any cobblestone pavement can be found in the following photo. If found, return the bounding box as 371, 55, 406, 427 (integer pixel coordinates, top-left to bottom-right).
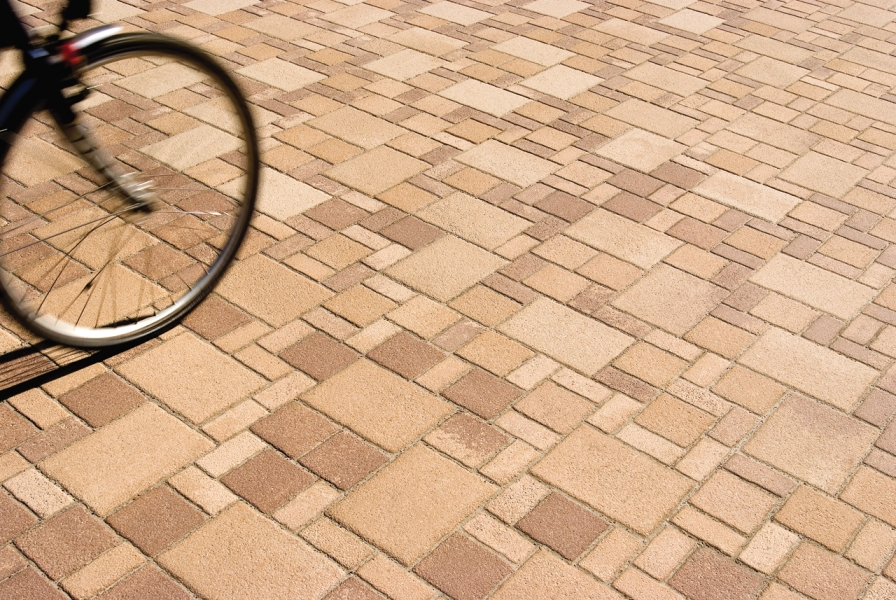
2, 0, 896, 597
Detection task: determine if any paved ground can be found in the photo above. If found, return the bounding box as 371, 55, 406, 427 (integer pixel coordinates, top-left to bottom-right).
2, 0, 896, 598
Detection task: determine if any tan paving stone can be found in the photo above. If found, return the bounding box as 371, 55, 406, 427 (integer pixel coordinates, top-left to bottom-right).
566, 209, 682, 269
303, 360, 453, 452
492, 549, 620, 600
596, 129, 685, 173
236, 58, 324, 91
739, 328, 877, 411
658, 9, 724, 34
419, 1, 491, 25
520, 65, 602, 100
438, 80, 529, 118
532, 426, 693, 535
456, 140, 559, 188
387, 235, 506, 302
388, 27, 467, 56
159, 502, 343, 600
327, 146, 428, 196
499, 298, 633, 375
693, 171, 801, 222
605, 100, 698, 139
779, 152, 867, 198
417, 193, 529, 250
330, 444, 495, 565
309, 107, 406, 150
41, 404, 212, 515
743, 394, 877, 493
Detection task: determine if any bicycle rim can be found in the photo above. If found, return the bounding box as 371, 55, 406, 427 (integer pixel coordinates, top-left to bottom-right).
0, 36, 258, 347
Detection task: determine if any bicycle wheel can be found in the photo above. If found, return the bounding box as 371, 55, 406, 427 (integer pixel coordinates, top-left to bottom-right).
0, 33, 258, 348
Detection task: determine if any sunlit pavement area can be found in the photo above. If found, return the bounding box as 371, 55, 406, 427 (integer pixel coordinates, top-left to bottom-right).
2, 0, 896, 597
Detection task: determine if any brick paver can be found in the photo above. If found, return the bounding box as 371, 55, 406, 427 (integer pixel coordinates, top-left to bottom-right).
3, 0, 896, 597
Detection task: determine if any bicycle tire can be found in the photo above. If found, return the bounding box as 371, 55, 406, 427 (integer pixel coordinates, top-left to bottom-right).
0, 33, 259, 348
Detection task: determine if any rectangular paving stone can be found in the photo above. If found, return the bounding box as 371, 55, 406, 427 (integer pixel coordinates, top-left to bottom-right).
303, 360, 453, 452
612, 265, 728, 335
499, 298, 633, 375
159, 503, 343, 600
734, 35, 813, 64
828, 89, 896, 126
387, 235, 506, 301
417, 193, 529, 250
329, 444, 496, 565
605, 100, 698, 139
749, 254, 875, 320
457, 140, 559, 188
739, 328, 877, 411
40, 404, 212, 515
841, 47, 896, 75
693, 171, 801, 222
532, 426, 692, 535
566, 209, 682, 269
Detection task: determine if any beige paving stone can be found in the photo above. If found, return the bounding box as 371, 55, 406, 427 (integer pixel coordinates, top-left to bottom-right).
169, 466, 238, 515
456, 140, 559, 187
236, 58, 324, 91
837, 3, 893, 26
566, 209, 682, 269
320, 4, 393, 28
658, 9, 723, 34
596, 128, 685, 173
417, 193, 529, 250
327, 146, 428, 196
740, 328, 876, 411
183, 0, 257, 15
244, 14, 316, 41
41, 403, 212, 515
594, 18, 669, 45
532, 426, 693, 535
727, 113, 819, 155
523, 0, 589, 18
605, 100, 698, 139
386, 235, 505, 302
740, 522, 799, 575
303, 360, 453, 452
438, 80, 530, 117
365, 49, 444, 82
613, 265, 727, 335
419, 1, 491, 25
387, 295, 460, 338
159, 502, 343, 599
841, 47, 896, 76
329, 444, 495, 565
749, 254, 875, 320
841, 467, 896, 528
520, 65, 602, 100
3, 468, 72, 518
744, 7, 813, 32
492, 550, 621, 599
117, 333, 264, 423
693, 171, 801, 222
743, 394, 878, 493
357, 554, 434, 600
61, 544, 144, 600
626, 62, 706, 96
308, 107, 405, 149
388, 27, 467, 56
779, 152, 867, 198
736, 57, 808, 87
142, 124, 241, 171
499, 298, 633, 375
493, 37, 574, 67
255, 167, 329, 221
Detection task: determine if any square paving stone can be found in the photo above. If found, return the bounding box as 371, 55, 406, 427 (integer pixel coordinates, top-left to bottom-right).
735, 56, 808, 87
368, 332, 444, 379
280, 333, 358, 380
303, 360, 453, 452
743, 394, 877, 493
0, 491, 37, 544
565, 209, 682, 269
531, 426, 692, 535
321, 4, 393, 28
106, 486, 205, 556
499, 297, 633, 375
221, 449, 314, 514
117, 333, 265, 424
329, 444, 496, 565
456, 140, 559, 188
251, 402, 339, 459
0, 404, 37, 454
388, 27, 467, 56
442, 369, 521, 419
327, 146, 429, 196
299, 431, 388, 490
779, 152, 866, 199
491, 550, 616, 599
414, 533, 512, 600
417, 193, 529, 250
423, 413, 509, 468
59, 374, 143, 428
387, 235, 506, 302
95, 564, 192, 600
41, 403, 212, 516
612, 265, 727, 335
158, 503, 343, 600
309, 107, 406, 149
16, 506, 118, 580
419, 1, 491, 25
236, 58, 324, 91
364, 49, 444, 82
670, 547, 763, 600
492, 37, 574, 66
380, 216, 444, 250
0, 568, 68, 600
516, 493, 608, 560
596, 129, 685, 173
217, 254, 333, 327
523, 0, 589, 18
254, 168, 330, 221
438, 81, 529, 118
520, 65, 601, 100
